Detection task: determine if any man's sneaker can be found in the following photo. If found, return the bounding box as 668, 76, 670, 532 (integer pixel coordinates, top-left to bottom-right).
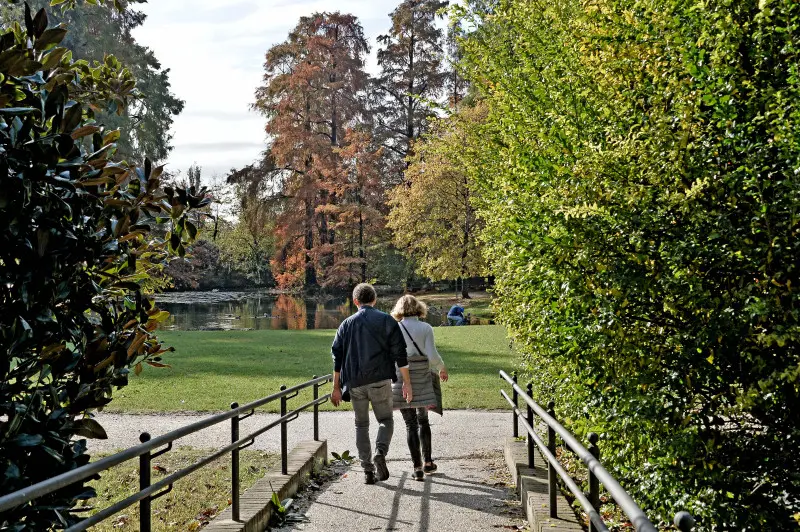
374, 454, 390, 481
423, 462, 437, 474
364, 470, 376, 485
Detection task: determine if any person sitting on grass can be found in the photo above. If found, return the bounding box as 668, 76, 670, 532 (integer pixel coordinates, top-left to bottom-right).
447, 304, 467, 326
391, 295, 449, 481
330, 283, 412, 485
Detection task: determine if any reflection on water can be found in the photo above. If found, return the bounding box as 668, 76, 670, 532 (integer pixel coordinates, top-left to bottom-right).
155, 292, 470, 331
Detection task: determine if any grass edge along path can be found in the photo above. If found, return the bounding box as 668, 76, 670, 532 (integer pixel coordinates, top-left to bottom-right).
108, 325, 512, 413
85, 447, 277, 531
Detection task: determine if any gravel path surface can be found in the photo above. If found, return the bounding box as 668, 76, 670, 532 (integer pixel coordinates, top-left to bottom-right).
90, 410, 511, 460
91, 411, 525, 531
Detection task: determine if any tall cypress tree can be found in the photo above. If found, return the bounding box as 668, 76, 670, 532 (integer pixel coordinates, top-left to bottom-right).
253, 12, 372, 289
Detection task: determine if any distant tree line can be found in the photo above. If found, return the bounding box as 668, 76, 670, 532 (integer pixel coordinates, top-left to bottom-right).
230, 0, 488, 296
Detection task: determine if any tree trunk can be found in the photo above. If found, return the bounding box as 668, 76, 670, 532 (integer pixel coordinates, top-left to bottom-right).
405, 30, 416, 177
302, 102, 317, 288
460, 180, 472, 299
328, 191, 336, 246
461, 277, 471, 299
304, 197, 317, 287
359, 211, 366, 282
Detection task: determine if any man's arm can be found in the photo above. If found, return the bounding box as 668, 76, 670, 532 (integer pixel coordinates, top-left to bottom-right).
388, 320, 412, 402
387, 319, 408, 368
331, 370, 342, 407
332, 326, 344, 369
331, 326, 345, 407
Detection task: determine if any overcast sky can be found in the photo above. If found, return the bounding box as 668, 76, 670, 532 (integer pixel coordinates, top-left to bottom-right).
132, 0, 407, 183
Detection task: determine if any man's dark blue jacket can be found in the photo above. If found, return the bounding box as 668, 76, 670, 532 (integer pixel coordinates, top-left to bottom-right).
331, 306, 408, 391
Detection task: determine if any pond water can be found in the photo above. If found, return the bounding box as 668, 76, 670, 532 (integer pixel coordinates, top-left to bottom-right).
155, 290, 474, 331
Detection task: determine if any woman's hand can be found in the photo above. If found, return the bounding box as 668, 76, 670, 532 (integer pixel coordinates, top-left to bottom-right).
439, 367, 449, 382
402, 381, 413, 403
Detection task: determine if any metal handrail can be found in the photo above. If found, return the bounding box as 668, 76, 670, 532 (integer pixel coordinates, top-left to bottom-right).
501, 390, 609, 531
0, 374, 332, 530
503, 391, 609, 531
500, 370, 695, 532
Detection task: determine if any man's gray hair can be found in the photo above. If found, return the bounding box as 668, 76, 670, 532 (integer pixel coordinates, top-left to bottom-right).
352, 283, 377, 305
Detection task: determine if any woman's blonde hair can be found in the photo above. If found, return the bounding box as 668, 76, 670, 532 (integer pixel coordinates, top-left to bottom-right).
391, 295, 428, 320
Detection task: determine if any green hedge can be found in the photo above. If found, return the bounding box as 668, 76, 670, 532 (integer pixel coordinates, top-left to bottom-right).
457, 0, 800, 528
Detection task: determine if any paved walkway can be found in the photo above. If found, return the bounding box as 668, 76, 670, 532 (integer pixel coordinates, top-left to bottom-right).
273, 452, 522, 532
91, 411, 526, 531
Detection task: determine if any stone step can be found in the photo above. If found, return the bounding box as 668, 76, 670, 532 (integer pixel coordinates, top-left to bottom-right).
504, 437, 583, 532
205, 440, 327, 532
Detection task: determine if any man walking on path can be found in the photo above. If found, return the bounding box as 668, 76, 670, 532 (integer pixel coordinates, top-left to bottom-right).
331, 283, 412, 485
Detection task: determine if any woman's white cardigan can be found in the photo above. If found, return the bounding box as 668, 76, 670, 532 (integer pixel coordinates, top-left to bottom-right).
396, 317, 445, 372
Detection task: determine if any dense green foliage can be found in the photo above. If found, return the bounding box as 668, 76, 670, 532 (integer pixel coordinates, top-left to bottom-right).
457, 0, 800, 528
0, 6, 207, 527
105, 326, 511, 413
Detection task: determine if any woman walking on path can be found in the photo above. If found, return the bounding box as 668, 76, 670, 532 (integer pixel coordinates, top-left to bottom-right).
391, 295, 449, 481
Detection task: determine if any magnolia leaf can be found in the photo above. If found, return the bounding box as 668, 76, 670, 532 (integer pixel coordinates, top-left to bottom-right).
72, 418, 108, 440
34, 28, 67, 50
12, 434, 44, 447
71, 125, 100, 139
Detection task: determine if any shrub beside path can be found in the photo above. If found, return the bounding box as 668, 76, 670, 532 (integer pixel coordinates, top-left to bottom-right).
91, 410, 527, 531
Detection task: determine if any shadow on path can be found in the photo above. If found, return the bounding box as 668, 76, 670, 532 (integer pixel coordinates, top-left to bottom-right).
273, 452, 525, 532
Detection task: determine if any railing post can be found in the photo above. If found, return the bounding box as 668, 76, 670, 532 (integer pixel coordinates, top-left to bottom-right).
280, 384, 288, 475
547, 401, 557, 519
526, 382, 534, 468
312, 375, 320, 442
588, 432, 600, 532
674, 511, 696, 532
139, 432, 152, 532
512, 372, 519, 438
230, 402, 240, 522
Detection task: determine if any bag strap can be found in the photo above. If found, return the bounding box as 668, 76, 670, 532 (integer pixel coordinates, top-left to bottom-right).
399, 321, 427, 358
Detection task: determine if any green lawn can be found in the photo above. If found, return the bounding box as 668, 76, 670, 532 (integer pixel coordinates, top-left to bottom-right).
85, 448, 276, 531
108, 325, 513, 413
